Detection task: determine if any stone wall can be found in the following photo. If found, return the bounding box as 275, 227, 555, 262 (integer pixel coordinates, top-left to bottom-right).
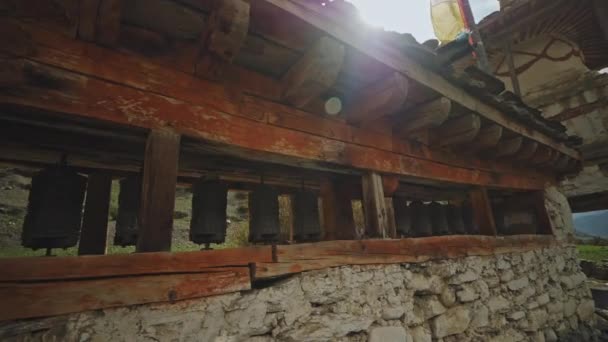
5, 244, 597, 342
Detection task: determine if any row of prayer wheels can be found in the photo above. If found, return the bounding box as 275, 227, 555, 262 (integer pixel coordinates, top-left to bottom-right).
393, 199, 477, 237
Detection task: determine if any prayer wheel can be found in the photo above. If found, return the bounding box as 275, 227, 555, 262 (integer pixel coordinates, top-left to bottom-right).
446, 204, 466, 235
392, 196, 411, 237
249, 184, 280, 243
462, 200, 478, 234
410, 201, 432, 237
190, 179, 229, 245
22, 166, 87, 250
114, 176, 141, 246
430, 202, 450, 235
293, 190, 322, 242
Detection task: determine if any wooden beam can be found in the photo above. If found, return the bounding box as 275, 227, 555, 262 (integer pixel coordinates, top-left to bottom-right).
320, 177, 356, 240
197, 0, 250, 79
492, 136, 523, 158
345, 72, 409, 124
0, 57, 551, 189
263, 0, 580, 160
137, 129, 181, 253
78, 173, 112, 255
469, 187, 496, 236
282, 36, 345, 108
361, 172, 388, 238
465, 124, 503, 153
0, 267, 250, 321
0, 247, 272, 282
514, 140, 538, 161
254, 235, 556, 279
432, 113, 481, 147
399, 97, 451, 135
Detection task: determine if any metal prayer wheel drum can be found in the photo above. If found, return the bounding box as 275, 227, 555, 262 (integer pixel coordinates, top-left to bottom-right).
410, 201, 432, 237
114, 176, 141, 246
293, 190, 322, 242
249, 184, 280, 243
190, 179, 228, 245
446, 204, 466, 235
429, 202, 450, 236
21, 166, 87, 250
392, 196, 411, 237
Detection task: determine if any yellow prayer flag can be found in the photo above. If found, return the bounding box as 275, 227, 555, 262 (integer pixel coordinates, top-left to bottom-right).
431, 0, 465, 44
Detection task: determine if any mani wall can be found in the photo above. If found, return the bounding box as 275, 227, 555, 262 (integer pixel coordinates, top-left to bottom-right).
3, 188, 599, 342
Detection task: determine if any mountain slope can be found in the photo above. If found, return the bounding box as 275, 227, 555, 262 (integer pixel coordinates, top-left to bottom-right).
574, 210, 608, 238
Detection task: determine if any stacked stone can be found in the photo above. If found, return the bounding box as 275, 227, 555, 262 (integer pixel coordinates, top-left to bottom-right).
15, 246, 599, 342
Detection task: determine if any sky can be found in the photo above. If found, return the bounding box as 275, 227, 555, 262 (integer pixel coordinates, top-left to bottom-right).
347, 0, 499, 42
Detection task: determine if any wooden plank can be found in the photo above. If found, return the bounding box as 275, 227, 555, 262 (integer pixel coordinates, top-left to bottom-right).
0, 21, 552, 183
78, 173, 112, 255
345, 72, 409, 124
137, 129, 181, 252
263, 0, 580, 160
0, 247, 272, 282
320, 177, 356, 240
399, 97, 451, 134
361, 172, 388, 238
432, 113, 481, 146
95, 0, 123, 46
470, 188, 496, 236
0, 58, 552, 189
282, 36, 345, 108
254, 235, 556, 279
0, 267, 250, 321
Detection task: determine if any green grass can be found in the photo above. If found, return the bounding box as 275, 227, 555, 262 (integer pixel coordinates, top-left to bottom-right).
577, 245, 608, 262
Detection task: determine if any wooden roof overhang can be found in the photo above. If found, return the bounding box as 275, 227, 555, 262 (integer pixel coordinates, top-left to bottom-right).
0, 0, 582, 191
479, 0, 608, 70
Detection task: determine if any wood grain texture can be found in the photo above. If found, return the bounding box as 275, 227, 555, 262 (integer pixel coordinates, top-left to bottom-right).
0, 267, 250, 321
137, 129, 180, 252
78, 173, 112, 255
346, 72, 409, 124
361, 172, 388, 238
470, 188, 497, 236
399, 97, 451, 134
253, 235, 557, 279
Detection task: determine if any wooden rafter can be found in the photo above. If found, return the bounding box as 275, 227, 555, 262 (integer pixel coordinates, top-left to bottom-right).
345, 72, 409, 124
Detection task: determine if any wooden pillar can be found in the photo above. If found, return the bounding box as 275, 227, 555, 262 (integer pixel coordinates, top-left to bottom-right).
136, 129, 180, 253
469, 187, 497, 236
361, 172, 389, 238
78, 173, 112, 255
320, 178, 356, 240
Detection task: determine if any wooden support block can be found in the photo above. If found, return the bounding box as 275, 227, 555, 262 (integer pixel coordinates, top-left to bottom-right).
399, 97, 451, 135
515, 140, 538, 161
492, 136, 523, 157
432, 113, 481, 146
137, 129, 181, 253
96, 0, 123, 46
320, 178, 356, 240
282, 36, 345, 108
78, 173, 112, 255
361, 172, 389, 238
346, 72, 409, 124
469, 188, 496, 236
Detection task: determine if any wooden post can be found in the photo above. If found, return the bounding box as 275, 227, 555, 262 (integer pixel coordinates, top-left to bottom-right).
320, 178, 356, 240
78, 173, 112, 255
469, 187, 497, 236
361, 172, 389, 238
137, 129, 181, 253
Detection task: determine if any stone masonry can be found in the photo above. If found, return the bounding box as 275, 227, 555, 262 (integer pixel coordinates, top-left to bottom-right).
6, 245, 597, 342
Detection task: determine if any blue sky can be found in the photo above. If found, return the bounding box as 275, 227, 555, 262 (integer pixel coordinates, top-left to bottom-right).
348, 0, 499, 41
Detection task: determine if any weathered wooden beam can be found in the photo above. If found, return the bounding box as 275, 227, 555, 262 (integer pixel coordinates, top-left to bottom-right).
0, 267, 250, 321
282, 36, 345, 108
399, 97, 451, 135
78, 173, 112, 255
254, 235, 557, 279
464, 124, 503, 154
345, 72, 409, 124
492, 136, 523, 158
0, 57, 551, 189
197, 0, 250, 79
469, 187, 496, 236
136, 129, 181, 253
263, 0, 580, 160
361, 172, 389, 238
432, 113, 481, 147
320, 177, 357, 240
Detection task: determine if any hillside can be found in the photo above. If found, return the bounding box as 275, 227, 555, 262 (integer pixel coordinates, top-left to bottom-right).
574, 210, 608, 238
